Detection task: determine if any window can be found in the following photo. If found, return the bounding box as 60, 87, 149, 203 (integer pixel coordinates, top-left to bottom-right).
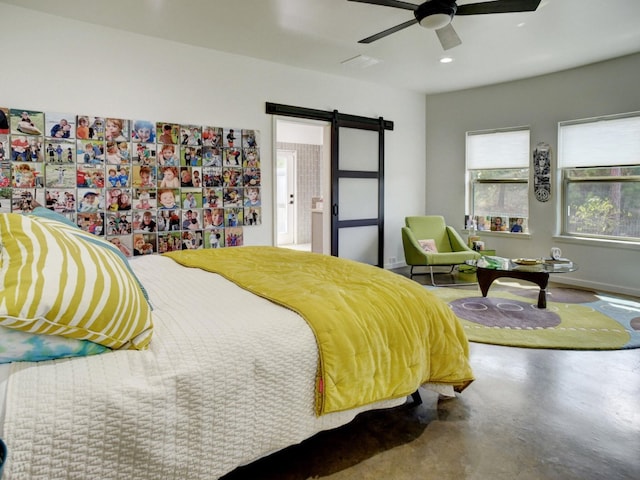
466, 127, 530, 232
559, 112, 640, 241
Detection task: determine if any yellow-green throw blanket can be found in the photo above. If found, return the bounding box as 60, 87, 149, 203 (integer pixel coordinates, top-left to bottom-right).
165, 247, 474, 415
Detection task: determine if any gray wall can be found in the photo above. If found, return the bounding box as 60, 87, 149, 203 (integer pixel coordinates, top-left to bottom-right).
425, 53, 640, 296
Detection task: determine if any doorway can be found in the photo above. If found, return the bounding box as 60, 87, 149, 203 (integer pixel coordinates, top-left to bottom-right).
275, 118, 329, 252
268, 102, 392, 265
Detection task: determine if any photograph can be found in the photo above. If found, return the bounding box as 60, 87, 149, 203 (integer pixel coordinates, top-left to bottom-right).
202, 126, 222, 147
181, 146, 201, 167
223, 187, 241, 207
11, 188, 44, 213
0, 134, 8, 161
11, 135, 43, 162
76, 116, 106, 141
45, 139, 75, 164
76, 212, 104, 235
244, 206, 261, 226
77, 139, 105, 164
204, 228, 224, 248
133, 142, 156, 165
243, 166, 261, 187
45, 164, 76, 188
157, 231, 182, 253
45, 112, 76, 139
223, 127, 240, 148
156, 122, 180, 145
223, 147, 242, 166
490, 216, 508, 232
45, 188, 76, 211
181, 230, 203, 250
0, 107, 9, 134
76, 165, 104, 189
131, 165, 156, 188
10, 109, 44, 136
509, 216, 527, 233
180, 124, 202, 146
131, 119, 156, 143
224, 226, 243, 247
107, 235, 134, 257
224, 206, 243, 227
243, 147, 260, 168
133, 187, 157, 210
241, 129, 259, 148
133, 232, 157, 256
202, 146, 222, 166
105, 117, 129, 142
12, 162, 43, 188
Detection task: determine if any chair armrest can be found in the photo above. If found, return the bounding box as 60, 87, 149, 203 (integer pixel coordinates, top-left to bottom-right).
446, 226, 477, 254
401, 227, 428, 264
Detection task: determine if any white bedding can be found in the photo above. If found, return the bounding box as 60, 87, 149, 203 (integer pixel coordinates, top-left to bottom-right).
0, 364, 10, 427
1, 255, 404, 480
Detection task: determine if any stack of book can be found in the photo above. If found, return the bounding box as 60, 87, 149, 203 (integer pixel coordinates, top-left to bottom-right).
543, 258, 573, 269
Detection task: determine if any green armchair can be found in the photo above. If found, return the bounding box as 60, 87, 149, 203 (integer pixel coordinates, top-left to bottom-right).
401, 215, 481, 285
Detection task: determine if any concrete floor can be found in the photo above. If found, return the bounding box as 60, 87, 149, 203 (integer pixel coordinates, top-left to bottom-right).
222, 270, 640, 480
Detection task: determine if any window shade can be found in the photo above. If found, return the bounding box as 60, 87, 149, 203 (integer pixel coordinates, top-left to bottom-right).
466, 128, 530, 170
558, 112, 640, 168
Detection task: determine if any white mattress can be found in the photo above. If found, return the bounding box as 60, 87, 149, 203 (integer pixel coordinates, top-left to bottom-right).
0, 363, 10, 428
1, 255, 404, 480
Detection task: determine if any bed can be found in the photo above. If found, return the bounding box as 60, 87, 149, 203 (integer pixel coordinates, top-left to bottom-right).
0, 210, 473, 480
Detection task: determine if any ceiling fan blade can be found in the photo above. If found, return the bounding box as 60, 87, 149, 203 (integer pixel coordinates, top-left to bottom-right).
357, 18, 418, 43
435, 23, 462, 50
347, 0, 419, 11
456, 0, 541, 15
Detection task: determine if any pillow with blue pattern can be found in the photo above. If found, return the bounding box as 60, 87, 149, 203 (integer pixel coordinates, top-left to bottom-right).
0, 325, 109, 364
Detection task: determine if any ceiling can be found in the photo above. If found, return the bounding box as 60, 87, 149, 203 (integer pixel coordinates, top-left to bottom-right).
3, 0, 640, 94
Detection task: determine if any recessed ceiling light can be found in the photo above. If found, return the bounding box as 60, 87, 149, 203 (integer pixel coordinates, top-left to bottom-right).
439, 57, 454, 64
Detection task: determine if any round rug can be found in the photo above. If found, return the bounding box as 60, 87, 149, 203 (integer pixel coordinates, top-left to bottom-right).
426, 283, 640, 350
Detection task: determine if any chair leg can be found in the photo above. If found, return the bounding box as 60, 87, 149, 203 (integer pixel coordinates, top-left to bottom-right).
429, 266, 437, 286
429, 265, 478, 287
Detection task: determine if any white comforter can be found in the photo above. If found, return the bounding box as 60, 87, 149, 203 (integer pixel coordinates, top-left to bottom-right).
1, 255, 404, 480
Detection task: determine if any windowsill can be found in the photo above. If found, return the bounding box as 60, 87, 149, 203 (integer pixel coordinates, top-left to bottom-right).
552, 235, 640, 251
464, 230, 639, 250
465, 230, 531, 239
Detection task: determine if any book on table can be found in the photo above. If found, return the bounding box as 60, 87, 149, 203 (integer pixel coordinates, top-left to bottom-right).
543, 258, 573, 268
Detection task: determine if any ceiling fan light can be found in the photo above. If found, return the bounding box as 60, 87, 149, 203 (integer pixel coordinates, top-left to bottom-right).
419, 13, 453, 30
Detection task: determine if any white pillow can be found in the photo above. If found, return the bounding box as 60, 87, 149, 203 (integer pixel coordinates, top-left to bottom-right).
418, 238, 438, 253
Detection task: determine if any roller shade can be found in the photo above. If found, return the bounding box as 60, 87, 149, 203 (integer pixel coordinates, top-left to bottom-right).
559, 112, 640, 168
466, 128, 530, 170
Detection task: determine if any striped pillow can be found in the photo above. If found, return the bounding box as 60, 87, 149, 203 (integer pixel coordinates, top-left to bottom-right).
0, 213, 153, 350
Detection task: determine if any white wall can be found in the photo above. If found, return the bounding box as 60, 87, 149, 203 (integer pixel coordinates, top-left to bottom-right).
0, 3, 426, 267
425, 53, 640, 296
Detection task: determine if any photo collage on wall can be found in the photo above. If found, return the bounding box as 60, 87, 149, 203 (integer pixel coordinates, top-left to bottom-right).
473, 215, 527, 233
0, 106, 262, 256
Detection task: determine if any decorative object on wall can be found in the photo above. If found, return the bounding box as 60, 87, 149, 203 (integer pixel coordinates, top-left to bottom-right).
0, 105, 261, 256
533, 142, 551, 202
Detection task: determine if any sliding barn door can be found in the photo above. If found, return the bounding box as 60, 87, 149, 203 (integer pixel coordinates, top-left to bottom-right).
266, 103, 391, 267
332, 117, 385, 266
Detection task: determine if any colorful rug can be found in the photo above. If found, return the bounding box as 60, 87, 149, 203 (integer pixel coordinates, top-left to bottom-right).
426, 280, 640, 350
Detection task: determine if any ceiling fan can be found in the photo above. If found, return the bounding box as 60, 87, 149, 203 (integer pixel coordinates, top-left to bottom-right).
348, 0, 542, 50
